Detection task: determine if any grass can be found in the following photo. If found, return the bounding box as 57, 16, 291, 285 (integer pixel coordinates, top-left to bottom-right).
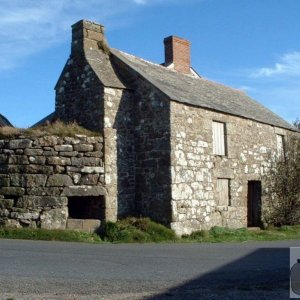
0, 227, 102, 243
0, 121, 99, 138
182, 225, 300, 243
1, 220, 300, 244
0, 217, 177, 243
101, 217, 177, 243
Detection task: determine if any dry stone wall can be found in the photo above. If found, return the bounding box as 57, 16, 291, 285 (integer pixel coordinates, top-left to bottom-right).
0, 135, 104, 230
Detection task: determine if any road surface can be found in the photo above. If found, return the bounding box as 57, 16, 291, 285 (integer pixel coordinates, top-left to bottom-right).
0, 239, 299, 299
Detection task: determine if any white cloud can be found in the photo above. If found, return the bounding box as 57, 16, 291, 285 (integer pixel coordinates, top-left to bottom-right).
251, 52, 300, 78
240, 51, 300, 122
0, 0, 156, 71
212, 51, 300, 122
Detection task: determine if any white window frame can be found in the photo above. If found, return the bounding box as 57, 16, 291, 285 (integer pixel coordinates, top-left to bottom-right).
212, 121, 227, 156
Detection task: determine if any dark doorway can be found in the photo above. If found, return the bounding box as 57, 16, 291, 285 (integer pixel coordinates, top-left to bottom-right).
247, 181, 262, 227
68, 196, 105, 220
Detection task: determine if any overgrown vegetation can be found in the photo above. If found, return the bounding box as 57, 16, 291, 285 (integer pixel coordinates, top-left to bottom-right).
263, 132, 300, 226
0, 227, 101, 243
100, 217, 177, 242
2, 220, 300, 244
0, 121, 99, 138
0, 218, 177, 244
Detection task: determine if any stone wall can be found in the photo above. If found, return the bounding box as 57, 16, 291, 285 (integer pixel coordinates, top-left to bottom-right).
112, 55, 173, 225
45, 19, 299, 235
103, 87, 136, 220
55, 56, 104, 132
0, 135, 104, 230
133, 82, 172, 225
170, 101, 291, 235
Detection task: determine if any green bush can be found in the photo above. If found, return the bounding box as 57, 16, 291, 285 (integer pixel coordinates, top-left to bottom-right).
101, 217, 177, 243
263, 134, 300, 226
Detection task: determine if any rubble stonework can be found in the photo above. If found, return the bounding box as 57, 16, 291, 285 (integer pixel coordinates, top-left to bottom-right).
170, 102, 291, 235
102, 87, 136, 221
0, 135, 105, 230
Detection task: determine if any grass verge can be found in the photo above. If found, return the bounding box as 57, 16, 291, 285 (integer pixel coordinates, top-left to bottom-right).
0, 227, 101, 243
1, 221, 300, 244
182, 225, 300, 243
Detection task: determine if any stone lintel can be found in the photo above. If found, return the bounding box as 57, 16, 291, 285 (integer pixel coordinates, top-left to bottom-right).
62, 186, 106, 197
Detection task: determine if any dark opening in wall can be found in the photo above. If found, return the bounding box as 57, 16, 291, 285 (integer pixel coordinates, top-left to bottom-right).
247, 181, 262, 227
68, 196, 105, 220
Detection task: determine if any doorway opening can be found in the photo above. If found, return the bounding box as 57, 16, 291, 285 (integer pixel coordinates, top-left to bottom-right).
247, 181, 262, 227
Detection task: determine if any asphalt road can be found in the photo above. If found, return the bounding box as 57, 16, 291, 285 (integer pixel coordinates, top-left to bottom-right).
1, 239, 300, 299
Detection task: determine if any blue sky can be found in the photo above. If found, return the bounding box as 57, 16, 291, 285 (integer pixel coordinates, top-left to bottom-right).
1, 0, 299, 127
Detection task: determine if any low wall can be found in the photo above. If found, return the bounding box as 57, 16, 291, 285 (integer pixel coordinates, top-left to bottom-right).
0, 135, 104, 230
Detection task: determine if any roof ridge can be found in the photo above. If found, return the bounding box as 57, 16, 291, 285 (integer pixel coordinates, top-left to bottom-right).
112, 48, 199, 79
112, 48, 250, 96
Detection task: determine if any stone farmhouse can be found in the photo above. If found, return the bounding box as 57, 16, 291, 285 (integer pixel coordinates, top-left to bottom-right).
0, 20, 297, 235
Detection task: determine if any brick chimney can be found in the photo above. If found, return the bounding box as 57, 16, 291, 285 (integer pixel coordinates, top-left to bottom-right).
164, 36, 191, 74
71, 20, 108, 56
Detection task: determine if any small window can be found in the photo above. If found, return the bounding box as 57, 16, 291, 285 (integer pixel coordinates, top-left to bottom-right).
212, 121, 226, 156
276, 134, 284, 158
216, 178, 230, 206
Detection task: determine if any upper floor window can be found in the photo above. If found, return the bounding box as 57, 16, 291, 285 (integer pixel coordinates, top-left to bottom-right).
212, 121, 226, 156
276, 134, 285, 158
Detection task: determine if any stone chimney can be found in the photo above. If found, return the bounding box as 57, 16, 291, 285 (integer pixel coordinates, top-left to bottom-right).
71, 20, 108, 56
164, 36, 191, 74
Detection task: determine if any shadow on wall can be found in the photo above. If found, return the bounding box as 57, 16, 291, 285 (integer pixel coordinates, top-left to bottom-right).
113, 88, 137, 216
111, 54, 173, 224
146, 247, 289, 299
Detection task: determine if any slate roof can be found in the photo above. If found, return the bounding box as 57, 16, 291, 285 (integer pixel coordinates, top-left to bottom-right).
110, 49, 295, 131
0, 114, 13, 127
31, 112, 57, 128
86, 49, 125, 89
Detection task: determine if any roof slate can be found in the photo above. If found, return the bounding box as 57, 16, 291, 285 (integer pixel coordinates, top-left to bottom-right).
0, 114, 13, 127
110, 49, 295, 131
86, 49, 125, 89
